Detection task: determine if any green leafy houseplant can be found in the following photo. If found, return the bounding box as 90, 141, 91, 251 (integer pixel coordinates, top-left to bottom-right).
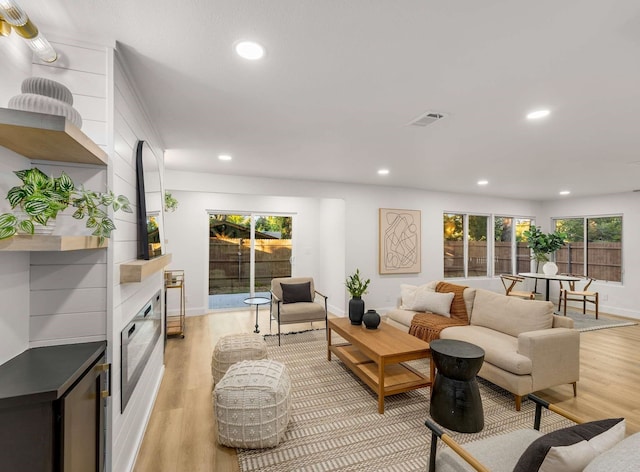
164, 191, 178, 212
0, 168, 132, 243
345, 269, 370, 297
523, 226, 566, 263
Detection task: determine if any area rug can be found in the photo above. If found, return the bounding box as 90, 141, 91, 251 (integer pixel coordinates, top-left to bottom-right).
237, 330, 572, 472
563, 311, 637, 332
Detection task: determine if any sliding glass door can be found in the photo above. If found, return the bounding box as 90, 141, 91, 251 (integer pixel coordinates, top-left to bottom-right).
208, 213, 292, 309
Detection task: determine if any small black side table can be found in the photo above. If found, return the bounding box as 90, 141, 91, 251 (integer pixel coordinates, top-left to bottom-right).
244, 296, 271, 333
429, 339, 485, 433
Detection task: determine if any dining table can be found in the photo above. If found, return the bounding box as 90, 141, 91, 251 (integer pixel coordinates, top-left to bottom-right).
517, 272, 581, 302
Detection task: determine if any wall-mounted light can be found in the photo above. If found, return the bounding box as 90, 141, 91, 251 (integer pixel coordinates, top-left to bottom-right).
0, 0, 57, 63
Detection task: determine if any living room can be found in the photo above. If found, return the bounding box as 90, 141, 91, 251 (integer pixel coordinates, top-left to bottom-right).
1, 1, 640, 471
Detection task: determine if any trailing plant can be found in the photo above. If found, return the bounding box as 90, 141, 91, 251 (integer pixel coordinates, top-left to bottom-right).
0, 167, 132, 243
345, 269, 370, 297
164, 191, 178, 212
522, 226, 566, 263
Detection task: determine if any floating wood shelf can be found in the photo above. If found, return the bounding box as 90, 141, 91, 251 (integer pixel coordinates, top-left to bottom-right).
0, 235, 108, 251
0, 107, 108, 165
120, 253, 172, 284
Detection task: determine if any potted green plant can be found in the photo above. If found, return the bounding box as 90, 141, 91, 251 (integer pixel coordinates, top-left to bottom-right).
164, 191, 178, 212
522, 226, 566, 275
345, 269, 370, 325
0, 167, 132, 244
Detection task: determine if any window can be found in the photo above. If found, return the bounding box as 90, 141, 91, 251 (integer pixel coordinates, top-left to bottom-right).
554, 216, 622, 282
494, 217, 533, 275
444, 213, 488, 278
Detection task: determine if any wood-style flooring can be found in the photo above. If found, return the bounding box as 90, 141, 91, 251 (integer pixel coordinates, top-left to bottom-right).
133, 309, 640, 472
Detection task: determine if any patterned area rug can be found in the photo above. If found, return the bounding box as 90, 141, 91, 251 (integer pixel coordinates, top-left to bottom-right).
563, 311, 637, 332
237, 330, 572, 472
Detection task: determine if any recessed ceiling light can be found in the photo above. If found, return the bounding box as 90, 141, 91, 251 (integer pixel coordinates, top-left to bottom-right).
218, 154, 232, 161
527, 109, 550, 120
378, 169, 390, 175
559, 190, 571, 195
477, 180, 489, 186
235, 41, 265, 60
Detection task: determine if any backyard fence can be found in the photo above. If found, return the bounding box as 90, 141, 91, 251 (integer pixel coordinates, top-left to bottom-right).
444, 241, 621, 281
209, 238, 292, 294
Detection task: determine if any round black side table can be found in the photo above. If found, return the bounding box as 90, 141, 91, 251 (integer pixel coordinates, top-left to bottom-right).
429, 339, 485, 433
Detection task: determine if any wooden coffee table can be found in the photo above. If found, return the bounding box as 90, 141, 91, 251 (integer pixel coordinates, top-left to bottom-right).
328, 317, 432, 414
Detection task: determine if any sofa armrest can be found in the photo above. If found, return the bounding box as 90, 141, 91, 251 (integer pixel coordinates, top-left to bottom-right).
518, 328, 580, 391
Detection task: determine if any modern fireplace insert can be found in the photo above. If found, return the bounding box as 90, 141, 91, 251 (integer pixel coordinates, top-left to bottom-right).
121, 290, 161, 412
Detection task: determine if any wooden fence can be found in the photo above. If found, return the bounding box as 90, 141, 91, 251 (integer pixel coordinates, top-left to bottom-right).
209, 238, 292, 294
444, 241, 621, 281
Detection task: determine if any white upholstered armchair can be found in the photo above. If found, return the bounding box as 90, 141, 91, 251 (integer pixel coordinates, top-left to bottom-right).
270, 277, 328, 345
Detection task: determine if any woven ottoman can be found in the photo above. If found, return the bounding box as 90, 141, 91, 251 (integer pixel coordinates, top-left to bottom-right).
211, 333, 268, 385
214, 359, 291, 449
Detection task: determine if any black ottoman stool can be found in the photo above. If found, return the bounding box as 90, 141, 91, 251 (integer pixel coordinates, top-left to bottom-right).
429, 339, 485, 433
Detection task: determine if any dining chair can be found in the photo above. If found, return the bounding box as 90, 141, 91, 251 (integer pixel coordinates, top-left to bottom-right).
500, 274, 535, 300
558, 274, 599, 319
270, 277, 328, 345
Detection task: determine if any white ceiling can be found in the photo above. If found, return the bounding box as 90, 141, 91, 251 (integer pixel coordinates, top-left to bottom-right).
18, 0, 640, 200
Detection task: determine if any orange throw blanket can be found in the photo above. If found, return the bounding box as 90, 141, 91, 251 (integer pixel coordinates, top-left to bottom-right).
408, 282, 469, 343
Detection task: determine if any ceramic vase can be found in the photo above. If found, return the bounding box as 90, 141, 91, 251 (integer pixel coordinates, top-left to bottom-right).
348, 296, 365, 325
543, 261, 558, 276
363, 309, 381, 330
14, 210, 56, 235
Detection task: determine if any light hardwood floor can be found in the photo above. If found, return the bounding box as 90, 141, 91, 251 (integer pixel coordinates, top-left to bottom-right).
133, 309, 640, 472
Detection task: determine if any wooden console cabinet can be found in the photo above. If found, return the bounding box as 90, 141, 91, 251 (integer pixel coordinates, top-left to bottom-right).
0, 341, 108, 471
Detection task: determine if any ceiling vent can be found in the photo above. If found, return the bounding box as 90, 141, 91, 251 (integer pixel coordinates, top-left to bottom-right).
408, 111, 447, 127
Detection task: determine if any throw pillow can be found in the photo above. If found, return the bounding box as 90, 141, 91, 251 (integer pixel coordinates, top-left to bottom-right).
400, 281, 438, 309
400, 284, 418, 309
513, 418, 626, 472
281, 282, 313, 304
410, 290, 455, 317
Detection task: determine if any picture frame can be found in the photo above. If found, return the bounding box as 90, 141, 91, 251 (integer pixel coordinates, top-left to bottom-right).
379, 208, 421, 274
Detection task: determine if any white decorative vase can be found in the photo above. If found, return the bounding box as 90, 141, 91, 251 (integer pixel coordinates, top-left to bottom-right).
542, 261, 558, 276
14, 211, 57, 236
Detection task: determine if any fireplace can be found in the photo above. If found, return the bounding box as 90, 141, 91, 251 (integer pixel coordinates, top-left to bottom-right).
121, 290, 162, 411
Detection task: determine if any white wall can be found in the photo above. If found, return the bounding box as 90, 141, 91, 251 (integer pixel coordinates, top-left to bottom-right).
540, 192, 640, 318
0, 32, 35, 365
110, 51, 166, 472
165, 171, 542, 316
0, 36, 166, 471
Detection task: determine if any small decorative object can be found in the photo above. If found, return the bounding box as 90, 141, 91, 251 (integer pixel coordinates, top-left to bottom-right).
543, 261, 559, 276
164, 191, 178, 212
0, 168, 132, 243
363, 309, 381, 330
7, 77, 83, 128
379, 208, 421, 274
346, 269, 370, 325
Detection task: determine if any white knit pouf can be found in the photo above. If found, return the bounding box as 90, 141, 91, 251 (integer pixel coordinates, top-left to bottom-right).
214, 359, 291, 449
211, 333, 268, 385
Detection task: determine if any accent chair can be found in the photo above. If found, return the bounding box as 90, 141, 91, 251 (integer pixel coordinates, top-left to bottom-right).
270, 277, 328, 345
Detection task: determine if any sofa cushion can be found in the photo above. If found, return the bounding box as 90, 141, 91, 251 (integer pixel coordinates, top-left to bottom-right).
411, 290, 455, 316
471, 289, 554, 337
583, 430, 640, 472
400, 281, 438, 309
513, 418, 626, 472
441, 326, 533, 375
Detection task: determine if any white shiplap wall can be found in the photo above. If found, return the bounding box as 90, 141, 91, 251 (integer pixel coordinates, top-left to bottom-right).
0, 32, 33, 365
110, 50, 165, 472
1, 37, 165, 471
27, 40, 111, 348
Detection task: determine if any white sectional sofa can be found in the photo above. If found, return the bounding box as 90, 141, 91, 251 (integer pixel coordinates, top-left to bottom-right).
385, 282, 580, 410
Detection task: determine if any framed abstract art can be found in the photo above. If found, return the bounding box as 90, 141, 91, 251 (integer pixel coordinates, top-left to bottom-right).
379, 208, 421, 274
